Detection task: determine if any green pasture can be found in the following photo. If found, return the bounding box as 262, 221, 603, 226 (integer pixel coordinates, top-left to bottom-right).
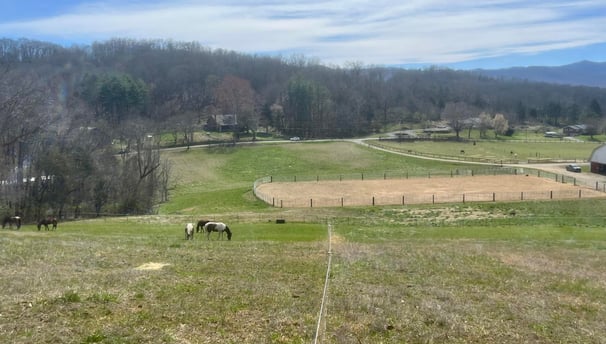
3, 140, 606, 343
374, 139, 600, 161
160, 141, 483, 214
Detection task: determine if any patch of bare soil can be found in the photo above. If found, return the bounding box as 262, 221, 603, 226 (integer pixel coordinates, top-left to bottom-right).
134, 262, 171, 271
256, 175, 606, 207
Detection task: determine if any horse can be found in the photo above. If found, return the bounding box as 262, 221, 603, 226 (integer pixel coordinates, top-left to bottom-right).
37, 217, 57, 231
2, 216, 21, 229
185, 223, 195, 240
203, 221, 232, 241
196, 219, 210, 233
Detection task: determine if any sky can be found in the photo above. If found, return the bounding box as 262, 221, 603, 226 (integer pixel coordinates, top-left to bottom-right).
1, 0, 606, 70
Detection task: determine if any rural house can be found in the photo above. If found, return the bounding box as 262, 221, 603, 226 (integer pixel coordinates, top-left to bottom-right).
563, 124, 587, 136
204, 114, 237, 132
589, 144, 606, 174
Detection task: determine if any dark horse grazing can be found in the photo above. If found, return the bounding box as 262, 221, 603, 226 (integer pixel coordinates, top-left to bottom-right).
185, 223, 194, 240
196, 219, 210, 233
2, 216, 21, 229
37, 217, 58, 231
203, 221, 232, 240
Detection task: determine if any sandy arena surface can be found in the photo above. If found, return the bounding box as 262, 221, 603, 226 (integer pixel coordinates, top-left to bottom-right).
255, 175, 606, 207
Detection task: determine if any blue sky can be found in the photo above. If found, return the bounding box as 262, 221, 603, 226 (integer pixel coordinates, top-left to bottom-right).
1, 0, 605, 69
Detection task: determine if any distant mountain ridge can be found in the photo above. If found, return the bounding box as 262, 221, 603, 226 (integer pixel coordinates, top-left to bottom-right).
473, 60, 606, 88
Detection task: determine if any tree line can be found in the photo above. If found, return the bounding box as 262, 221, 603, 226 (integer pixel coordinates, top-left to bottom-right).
1, 37, 606, 221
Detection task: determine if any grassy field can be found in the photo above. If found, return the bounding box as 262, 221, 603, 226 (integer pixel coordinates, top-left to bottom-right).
160, 141, 482, 214
374, 139, 601, 162
2, 140, 606, 343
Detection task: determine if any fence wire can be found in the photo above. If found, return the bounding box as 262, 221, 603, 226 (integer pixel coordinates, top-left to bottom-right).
314, 222, 333, 344
253, 168, 606, 208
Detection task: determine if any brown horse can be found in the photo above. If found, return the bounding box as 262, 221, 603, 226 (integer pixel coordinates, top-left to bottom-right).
37, 217, 57, 231
196, 219, 210, 233
2, 216, 21, 229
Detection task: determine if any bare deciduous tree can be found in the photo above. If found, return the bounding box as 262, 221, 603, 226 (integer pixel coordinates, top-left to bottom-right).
478, 112, 492, 138
493, 113, 509, 137
213, 75, 256, 140
0, 65, 48, 216
442, 102, 471, 139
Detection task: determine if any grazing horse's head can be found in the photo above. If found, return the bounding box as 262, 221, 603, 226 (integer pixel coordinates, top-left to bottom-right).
185, 223, 195, 240
225, 225, 232, 240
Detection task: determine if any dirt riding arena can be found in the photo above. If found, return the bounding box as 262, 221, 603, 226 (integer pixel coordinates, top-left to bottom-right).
255, 175, 606, 208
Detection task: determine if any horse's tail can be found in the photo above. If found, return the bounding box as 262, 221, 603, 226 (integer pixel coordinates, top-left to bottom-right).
225, 226, 232, 240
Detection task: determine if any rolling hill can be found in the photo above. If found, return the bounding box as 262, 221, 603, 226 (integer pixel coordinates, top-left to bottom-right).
473, 60, 606, 88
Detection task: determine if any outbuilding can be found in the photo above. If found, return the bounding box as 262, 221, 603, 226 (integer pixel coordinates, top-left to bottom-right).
589, 144, 606, 174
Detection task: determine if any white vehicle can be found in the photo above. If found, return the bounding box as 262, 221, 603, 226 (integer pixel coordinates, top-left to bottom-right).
565, 164, 581, 173
289, 136, 300, 141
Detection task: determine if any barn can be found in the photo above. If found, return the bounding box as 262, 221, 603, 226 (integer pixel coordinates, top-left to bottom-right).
589, 144, 606, 174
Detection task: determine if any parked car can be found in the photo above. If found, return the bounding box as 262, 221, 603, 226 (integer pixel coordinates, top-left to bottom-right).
289, 136, 300, 141
565, 164, 581, 173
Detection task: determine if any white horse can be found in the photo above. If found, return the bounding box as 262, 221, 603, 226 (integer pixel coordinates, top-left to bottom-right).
185, 223, 195, 240
203, 221, 232, 241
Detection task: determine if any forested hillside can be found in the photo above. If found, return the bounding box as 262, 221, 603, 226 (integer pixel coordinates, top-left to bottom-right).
2, 37, 606, 220
475, 60, 606, 89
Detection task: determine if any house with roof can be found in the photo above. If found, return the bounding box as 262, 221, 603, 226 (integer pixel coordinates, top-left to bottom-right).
563, 124, 587, 136
204, 114, 237, 132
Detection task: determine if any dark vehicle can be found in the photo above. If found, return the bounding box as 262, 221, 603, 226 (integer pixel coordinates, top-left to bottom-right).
566, 164, 581, 173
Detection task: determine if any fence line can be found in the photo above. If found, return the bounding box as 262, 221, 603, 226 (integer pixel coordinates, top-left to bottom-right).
260, 189, 602, 208
253, 168, 606, 208
370, 139, 589, 164
256, 166, 521, 185
313, 223, 333, 344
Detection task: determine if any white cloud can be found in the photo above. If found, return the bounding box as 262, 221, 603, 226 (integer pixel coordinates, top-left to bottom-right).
1, 0, 605, 66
